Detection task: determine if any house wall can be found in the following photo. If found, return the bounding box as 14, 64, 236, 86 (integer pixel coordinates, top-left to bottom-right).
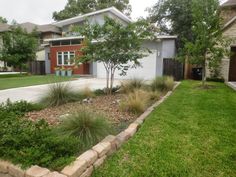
50, 45, 90, 75
95, 40, 176, 80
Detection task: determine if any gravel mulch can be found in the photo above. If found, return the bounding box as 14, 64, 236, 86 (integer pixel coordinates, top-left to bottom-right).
25, 94, 136, 126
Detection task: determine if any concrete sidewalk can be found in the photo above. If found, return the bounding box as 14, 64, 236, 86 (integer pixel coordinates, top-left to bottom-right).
0, 78, 121, 103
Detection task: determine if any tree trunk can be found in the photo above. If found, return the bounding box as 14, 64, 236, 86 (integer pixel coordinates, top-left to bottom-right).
109, 68, 115, 95
202, 60, 206, 87
106, 69, 110, 94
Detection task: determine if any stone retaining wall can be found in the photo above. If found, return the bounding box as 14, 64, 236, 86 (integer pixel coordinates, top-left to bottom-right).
0, 82, 181, 177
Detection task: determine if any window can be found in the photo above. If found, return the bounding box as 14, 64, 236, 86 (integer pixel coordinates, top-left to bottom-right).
52, 41, 60, 46
57, 51, 75, 66
61, 40, 71, 46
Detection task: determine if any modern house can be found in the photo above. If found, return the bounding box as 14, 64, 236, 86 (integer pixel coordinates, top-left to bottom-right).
44, 7, 179, 80
219, 0, 236, 81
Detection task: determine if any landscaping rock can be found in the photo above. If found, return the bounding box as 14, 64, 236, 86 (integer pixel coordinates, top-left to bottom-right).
25, 166, 50, 177
76, 150, 98, 167
8, 164, 24, 177
93, 155, 107, 169
124, 123, 139, 137
0, 161, 10, 173
61, 159, 87, 177
115, 131, 130, 148
92, 142, 111, 157
80, 166, 93, 177
0, 173, 12, 177
42, 172, 67, 177
101, 135, 117, 150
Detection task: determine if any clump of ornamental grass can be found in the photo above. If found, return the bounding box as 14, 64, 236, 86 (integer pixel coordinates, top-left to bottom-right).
120, 89, 149, 114
151, 76, 175, 92
80, 87, 95, 98
56, 110, 113, 149
120, 78, 145, 93
40, 82, 84, 107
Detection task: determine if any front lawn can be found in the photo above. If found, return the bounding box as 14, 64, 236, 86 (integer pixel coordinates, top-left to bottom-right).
0, 75, 74, 90
93, 81, 236, 177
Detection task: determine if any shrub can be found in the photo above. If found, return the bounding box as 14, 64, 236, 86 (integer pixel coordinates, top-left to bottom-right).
94, 89, 105, 96
120, 78, 145, 93
151, 76, 174, 92
120, 89, 149, 114
57, 110, 113, 149
148, 91, 161, 102
80, 87, 95, 98
0, 112, 79, 170
0, 99, 43, 116
40, 82, 84, 107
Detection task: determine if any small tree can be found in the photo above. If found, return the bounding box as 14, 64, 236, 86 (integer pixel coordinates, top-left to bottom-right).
183, 0, 230, 86
0, 25, 38, 72
74, 17, 153, 94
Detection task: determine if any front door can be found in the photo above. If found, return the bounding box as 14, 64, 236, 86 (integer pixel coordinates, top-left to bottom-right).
229, 47, 236, 81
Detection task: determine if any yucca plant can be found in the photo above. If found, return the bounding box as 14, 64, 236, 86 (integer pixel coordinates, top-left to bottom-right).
120, 78, 145, 93
40, 82, 84, 107
57, 110, 113, 149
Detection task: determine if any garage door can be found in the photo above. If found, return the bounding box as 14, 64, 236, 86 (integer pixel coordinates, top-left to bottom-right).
96, 50, 158, 80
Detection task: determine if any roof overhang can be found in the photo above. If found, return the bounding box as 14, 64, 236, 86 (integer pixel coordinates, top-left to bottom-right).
53, 7, 132, 27
223, 16, 236, 30
156, 35, 178, 39
44, 36, 84, 42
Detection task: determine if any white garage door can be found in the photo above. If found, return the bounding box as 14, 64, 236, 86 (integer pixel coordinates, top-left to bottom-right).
96, 50, 157, 80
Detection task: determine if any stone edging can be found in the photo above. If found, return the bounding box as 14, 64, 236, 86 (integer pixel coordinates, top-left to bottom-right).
0, 82, 181, 177
226, 82, 236, 91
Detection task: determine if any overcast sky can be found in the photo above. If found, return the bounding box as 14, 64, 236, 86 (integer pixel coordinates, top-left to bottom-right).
0, 0, 157, 24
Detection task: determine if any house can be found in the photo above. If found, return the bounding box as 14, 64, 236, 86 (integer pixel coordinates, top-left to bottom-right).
0, 22, 61, 71
44, 7, 179, 80
218, 0, 236, 81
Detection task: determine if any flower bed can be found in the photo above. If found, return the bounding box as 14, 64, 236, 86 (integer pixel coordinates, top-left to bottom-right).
0, 76, 177, 177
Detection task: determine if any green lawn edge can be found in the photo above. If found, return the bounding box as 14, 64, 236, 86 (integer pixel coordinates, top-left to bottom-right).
92, 80, 236, 177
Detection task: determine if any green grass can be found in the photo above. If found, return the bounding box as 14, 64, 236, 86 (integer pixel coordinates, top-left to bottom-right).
93, 80, 236, 177
0, 75, 74, 90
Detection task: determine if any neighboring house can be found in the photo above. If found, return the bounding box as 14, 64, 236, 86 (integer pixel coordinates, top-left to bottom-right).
219, 0, 236, 81
44, 7, 179, 80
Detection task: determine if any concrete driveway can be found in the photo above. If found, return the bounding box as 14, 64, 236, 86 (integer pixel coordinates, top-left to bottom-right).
0, 78, 121, 104
227, 82, 236, 91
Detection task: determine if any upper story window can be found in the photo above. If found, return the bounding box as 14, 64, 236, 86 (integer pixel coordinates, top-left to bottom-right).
57, 51, 75, 66
51, 39, 82, 46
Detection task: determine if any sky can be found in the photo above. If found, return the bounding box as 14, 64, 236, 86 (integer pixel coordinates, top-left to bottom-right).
0, 0, 157, 25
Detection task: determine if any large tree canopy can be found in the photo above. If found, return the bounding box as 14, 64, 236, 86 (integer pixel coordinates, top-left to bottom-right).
0, 16, 7, 24
183, 0, 229, 86
0, 25, 38, 71
74, 17, 153, 93
148, 0, 193, 48
53, 0, 131, 21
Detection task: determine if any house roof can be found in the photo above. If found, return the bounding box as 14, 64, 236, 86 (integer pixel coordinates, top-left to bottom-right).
0, 23, 10, 32
0, 22, 61, 34
221, 0, 236, 7
223, 15, 236, 30
53, 6, 132, 27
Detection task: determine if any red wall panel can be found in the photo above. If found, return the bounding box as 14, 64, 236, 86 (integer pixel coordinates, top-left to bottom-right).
50, 45, 90, 75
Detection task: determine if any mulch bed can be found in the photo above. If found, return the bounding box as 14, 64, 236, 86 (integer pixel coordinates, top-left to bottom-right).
25, 94, 136, 126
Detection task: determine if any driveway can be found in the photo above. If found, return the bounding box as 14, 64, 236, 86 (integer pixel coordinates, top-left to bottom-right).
0, 78, 121, 104
227, 82, 236, 91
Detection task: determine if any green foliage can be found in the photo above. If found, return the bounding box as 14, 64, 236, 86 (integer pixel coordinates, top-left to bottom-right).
0, 16, 7, 23
57, 110, 113, 149
0, 25, 38, 71
0, 111, 79, 170
0, 100, 43, 116
149, 0, 193, 48
182, 0, 230, 85
80, 87, 95, 98
120, 78, 145, 93
151, 76, 174, 92
53, 0, 131, 21
75, 17, 153, 93
40, 82, 85, 107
